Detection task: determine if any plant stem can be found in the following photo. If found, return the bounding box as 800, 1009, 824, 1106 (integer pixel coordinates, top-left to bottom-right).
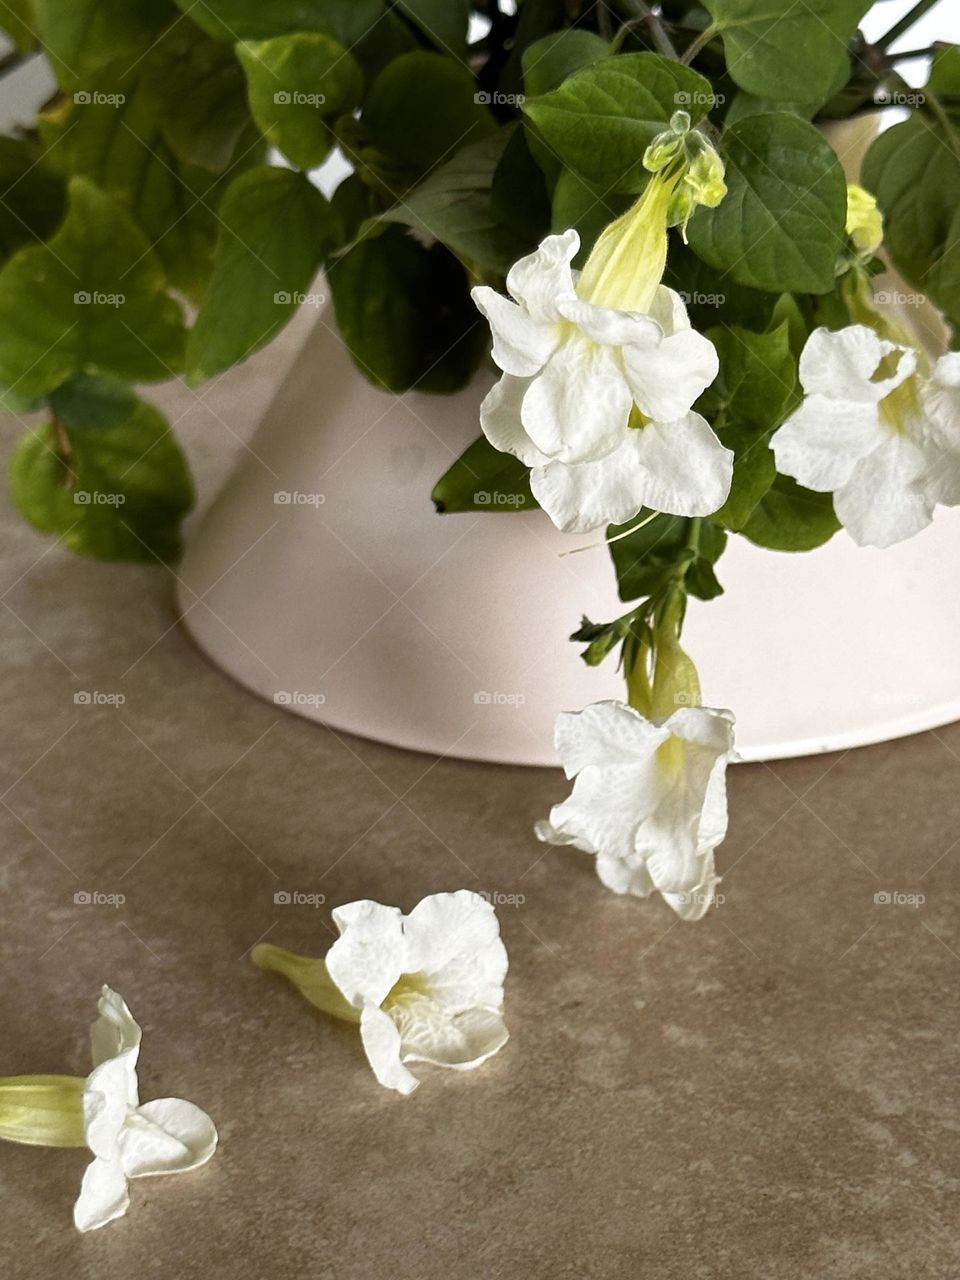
680, 22, 719, 65
611, 0, 680, 60
876, 0, 943, 52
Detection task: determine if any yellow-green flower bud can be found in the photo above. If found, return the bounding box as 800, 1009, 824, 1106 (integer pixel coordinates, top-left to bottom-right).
0, 1075, 87, 1148
846, 184, 884, 256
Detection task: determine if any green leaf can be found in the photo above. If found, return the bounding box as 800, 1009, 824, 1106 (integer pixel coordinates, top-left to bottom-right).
327, 205, 487, 393
9, 398, 193, 562
741, 475, 840, 552
237, 33, 363, 171
140, 32, 252, 173
186, 166, 335, 384
665, 242, 778, 333
0, 137, 66, 264
432, 435, 536, 513
395, 0, 470, 60
688, 113, 846, 294
608, 512, 726, 603
362, 50, 497, 175
702, 0, 870, 102
173, 0, 384, 44
372, 130, 536, 276
0, 177, 185, 396
37, 60, 265, 299
698, 322, 797, 530
48, 373, 139, 429
862, 114, 960, 330
522, 53, 715, 192
521, 28, 610, 98
0, 0, 38, 51
32, 0, 174, 86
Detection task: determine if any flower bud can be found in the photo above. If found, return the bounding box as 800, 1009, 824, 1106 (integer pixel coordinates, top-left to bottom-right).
846, 184, 884, 256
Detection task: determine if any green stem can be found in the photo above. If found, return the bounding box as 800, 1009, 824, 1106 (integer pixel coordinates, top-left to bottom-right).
680, 22, 719, 66
253, 944, 360, 1023
0, 1076, 87, 1148
876, 0, 942, 52
610, 0, 680, 59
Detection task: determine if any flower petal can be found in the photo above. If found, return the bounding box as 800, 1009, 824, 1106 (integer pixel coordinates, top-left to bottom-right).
393, 999, 508, 1071
659, 855, 721, 922
628, 412, 733, 517
479, 374, 551, 467
506, 229, 579, 322
557, 296, 660, 347
74, 1155, 129, 1233
90, 987, 141, 1096
554, 700, 667, 778
545, 762, 663, 864
919, 355, 960, 506
622, 326, 719, 422
648, 286, 692, 335
771, 395, 881, 491
326, 901, 405, 1009
83, 1056, 136, 1161
401, 890, 508, 1011
359, 1003, 419, 1095
834, 433, 934, 547
595, 851, 657, 899
120, 1098, 218, 1179
471, 286, 560, 377
799, 326, 915, 403
521, 337, 631, 464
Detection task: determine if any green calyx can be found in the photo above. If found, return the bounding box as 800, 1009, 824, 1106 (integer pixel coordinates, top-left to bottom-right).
576, 112, 726, 313
252, 943, 361, 1023
0, 1075, 87, 1148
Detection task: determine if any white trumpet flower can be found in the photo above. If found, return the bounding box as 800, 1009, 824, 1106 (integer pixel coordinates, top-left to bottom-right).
771, 325, 960, 548
254, 890, 509, 1096
473, 229, 730, 533
537, 700, 735, 921
75, 987, 218, 1232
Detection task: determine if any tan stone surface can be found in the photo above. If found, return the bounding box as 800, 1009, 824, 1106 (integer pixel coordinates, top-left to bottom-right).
1, 329, 958, 1277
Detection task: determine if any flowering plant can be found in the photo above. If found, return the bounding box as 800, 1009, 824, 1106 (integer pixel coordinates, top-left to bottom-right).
1, 3, 958, 907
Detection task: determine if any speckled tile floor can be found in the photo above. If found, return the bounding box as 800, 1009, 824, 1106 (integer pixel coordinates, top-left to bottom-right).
2, 317, 958, 1278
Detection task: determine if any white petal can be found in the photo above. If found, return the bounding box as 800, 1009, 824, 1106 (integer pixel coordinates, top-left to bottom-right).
628, 412, 733, 517
546, 762, 664, 864
771, 395, 881, 491
326, 900, 405, 1009
834, 434, 934, 547
506, 229, 579, 323
595, 851, 657, 898
83, 1055, 136, 1161
521, 338, 631, 463
622, 327, 720, 422
799, 326, 914, 403
90, 987, 141, 1101
554, 701, 667, 778
659, 856, 721, 922
648, 286, 692, 335
359, 1003, 419, 1095
919, 357, 960, 506
557, 296, 660, 347
531, 446, 643, 533
392, 998, 508, 1071
479, 374, 551, 467
471, 286, 560, 377
401, 890, 507, 1011
74, 1156, 129, 1233
120, 1098, 218, 1178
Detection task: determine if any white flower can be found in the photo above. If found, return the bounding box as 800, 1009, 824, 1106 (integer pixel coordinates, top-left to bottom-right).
75, 987, 218, 1232
771, 326, 960, 548
324, 891, 509, 1095
472, 229, 732, 533
536, 700, 735, 921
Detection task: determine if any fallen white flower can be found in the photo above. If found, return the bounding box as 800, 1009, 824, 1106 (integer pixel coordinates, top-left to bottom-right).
255, 890, 509, 1096
537, 700, 735, 921
473, 230, 730, 533
771, 325, 960, 548
75, 986, 218, 1232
